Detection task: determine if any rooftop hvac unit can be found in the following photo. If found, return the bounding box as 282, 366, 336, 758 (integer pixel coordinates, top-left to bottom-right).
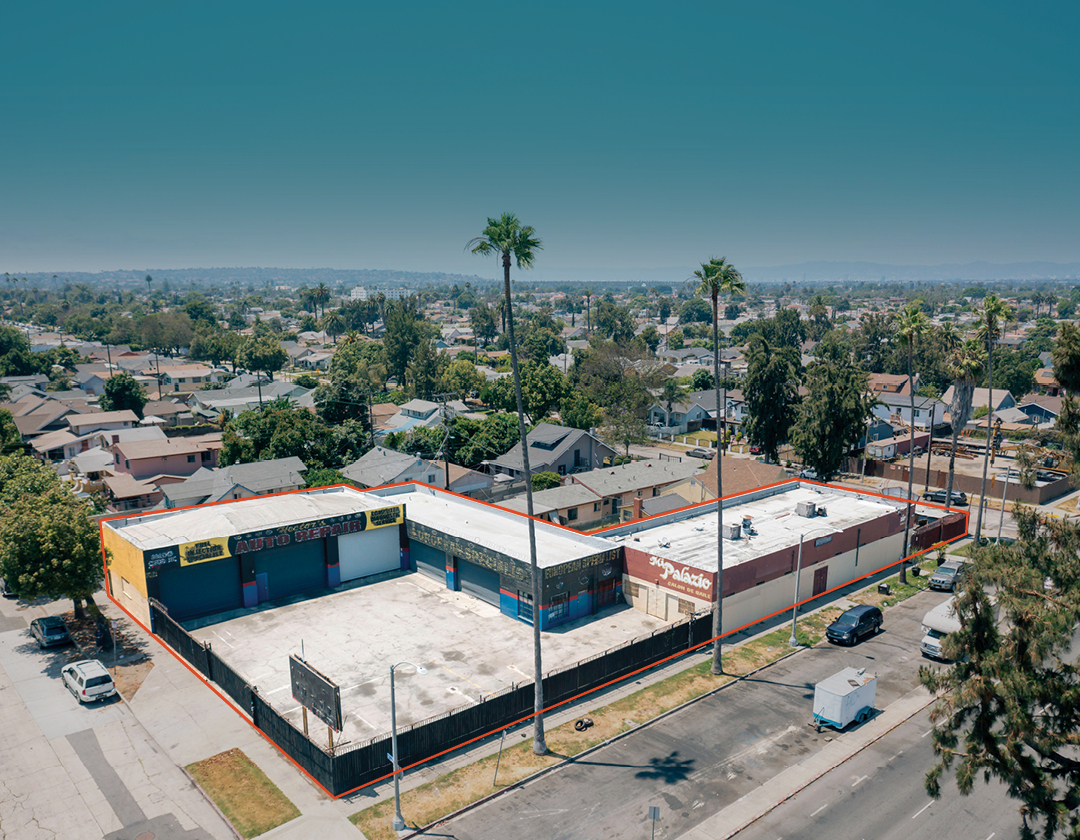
796, 500, 817, 518
722, 522, 741, 540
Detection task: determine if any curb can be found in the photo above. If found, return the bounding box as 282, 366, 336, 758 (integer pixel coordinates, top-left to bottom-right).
179, 765, 245, 840
395, 646, 807, 838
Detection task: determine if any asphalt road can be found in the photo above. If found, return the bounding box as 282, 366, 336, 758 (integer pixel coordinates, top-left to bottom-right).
735, 708, 1025, 840
429, 589, 954, 840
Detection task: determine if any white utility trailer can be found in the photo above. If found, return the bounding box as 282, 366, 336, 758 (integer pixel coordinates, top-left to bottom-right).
812, 667, 877, 732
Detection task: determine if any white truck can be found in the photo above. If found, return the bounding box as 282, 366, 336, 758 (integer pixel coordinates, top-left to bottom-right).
921, 596, 962, 660
812, 667, 877, 731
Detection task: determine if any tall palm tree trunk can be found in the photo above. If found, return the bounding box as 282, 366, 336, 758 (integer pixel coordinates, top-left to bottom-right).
502, 251, 547, 755
901, 343, 915, 584
945, 418, 960, 508
711, 291, 724, 675
974, 351, 994, 543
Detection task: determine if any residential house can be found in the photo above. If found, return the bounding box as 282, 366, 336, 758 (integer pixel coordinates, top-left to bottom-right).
1016, 394, 1062, 427
662, 456, 787, 506
111, 436, 222, 480
867, 373, 917, 396
142, 400, 194, 427
13, 403, 89, 441
500, 459, 701, 527
940, 386, 1016, 417
485, 422, 616, 479
189, 380, 310, 419
870, 392, 948, 430
66, 410, 138, 436
1034, 368, 1062, 396
162, 457, 308, 508
297, 351, 335, 371
445, 463, 494, 495
158, 364, 224, 393
380, 399, 465, 435
0, 374, 49, 392
647, 398, 711, 434
31, 429, 105, 462
342, 446, 443, 488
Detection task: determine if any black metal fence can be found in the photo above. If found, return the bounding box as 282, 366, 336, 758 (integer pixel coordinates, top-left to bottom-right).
148, 599, 712, 796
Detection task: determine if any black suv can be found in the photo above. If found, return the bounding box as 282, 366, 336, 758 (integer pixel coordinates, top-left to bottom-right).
825, 605, 883, 646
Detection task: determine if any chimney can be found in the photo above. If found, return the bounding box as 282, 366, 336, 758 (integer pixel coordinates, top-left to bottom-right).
632, 496, 643, 520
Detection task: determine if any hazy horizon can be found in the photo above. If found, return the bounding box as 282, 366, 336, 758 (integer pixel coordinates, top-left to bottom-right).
3, 3, 1077, 276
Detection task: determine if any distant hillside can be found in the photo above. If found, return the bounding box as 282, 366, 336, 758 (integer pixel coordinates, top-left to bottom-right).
11, 267, 492, 289
741, 261, 1080, 284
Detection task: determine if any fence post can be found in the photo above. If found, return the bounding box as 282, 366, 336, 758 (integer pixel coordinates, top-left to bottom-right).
205, 641, 213, 681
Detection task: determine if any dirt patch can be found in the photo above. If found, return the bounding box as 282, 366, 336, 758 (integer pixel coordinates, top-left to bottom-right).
187, 748, 301, 838
60, 608, 155, 699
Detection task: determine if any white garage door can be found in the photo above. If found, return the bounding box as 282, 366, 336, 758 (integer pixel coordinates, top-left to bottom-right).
338, 527, 401, 583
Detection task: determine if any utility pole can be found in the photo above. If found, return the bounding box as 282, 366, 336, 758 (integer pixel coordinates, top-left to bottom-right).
924, 401, 936, 493
433, 392, 456, 490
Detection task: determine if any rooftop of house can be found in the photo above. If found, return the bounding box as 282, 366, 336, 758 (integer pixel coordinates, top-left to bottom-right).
697, 456, 788, 498
67, 410, 138, 430
163, 457, 308, 506
568, 459, 703, 496
342, 446, 439, 486
113, 435, 221, 460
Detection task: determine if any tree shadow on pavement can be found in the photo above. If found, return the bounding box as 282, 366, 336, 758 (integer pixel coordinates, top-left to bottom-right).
634, 752, 695, 784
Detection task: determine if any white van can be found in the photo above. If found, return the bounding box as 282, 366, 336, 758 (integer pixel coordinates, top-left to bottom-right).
920, 597, 962, 660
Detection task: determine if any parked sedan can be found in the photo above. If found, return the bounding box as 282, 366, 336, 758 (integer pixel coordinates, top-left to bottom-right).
922, 489, 968, 506
30, 616, 71, 648
686, 447, 715, 460
825, 605, 883, 645
928, 560, 967, 592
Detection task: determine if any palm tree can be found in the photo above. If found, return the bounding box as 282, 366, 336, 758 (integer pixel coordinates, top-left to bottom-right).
468, 213, 548, 755
320, 310, 346, 344
313, 283, 331, 319
973, 293, 1014, 543
896, 305, 929, 583
693, 257, 745, 675
582, 288, 593, 335
944, 339, 986, 508
660, 379, 685, 427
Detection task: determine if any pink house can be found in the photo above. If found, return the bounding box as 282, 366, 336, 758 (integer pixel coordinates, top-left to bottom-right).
111, 438, 221, 480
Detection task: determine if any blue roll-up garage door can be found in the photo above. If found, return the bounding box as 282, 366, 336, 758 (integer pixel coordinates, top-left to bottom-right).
253, 540, 326, 601
411, 541, 445, 582
156, 558, 242, 621
458, 559, 501, 606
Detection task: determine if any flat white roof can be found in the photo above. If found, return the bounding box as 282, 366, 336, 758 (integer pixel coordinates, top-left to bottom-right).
371, 486, 616, 567
105, 486, 395, 550
609, 485, 899, 574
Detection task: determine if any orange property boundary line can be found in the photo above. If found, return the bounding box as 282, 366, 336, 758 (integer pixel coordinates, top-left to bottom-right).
97, 480, 969, 799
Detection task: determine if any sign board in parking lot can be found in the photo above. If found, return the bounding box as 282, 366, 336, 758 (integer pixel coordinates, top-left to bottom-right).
289, 655, 343, 731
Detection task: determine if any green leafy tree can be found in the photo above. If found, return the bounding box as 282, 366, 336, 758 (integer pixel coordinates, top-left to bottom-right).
183, 293, 218, 327
100, 372, 148, 418
531, 471, 562, 491
189, 325, 242, 370
439, 359, 484, 399
743, 334, 800, 463
295, 373, 320, 389
406, 337, 446, 400
919, 507, 1080, 839
0, 410, 22, 455
221, 399, 363, 469
448, 413, 520, 469
639, 325, 661, 353
678, 297, 712, 324
382, 302, 425, 388
470, 303, 499, 346
0, 456, 103, 616
559, 392, 601, 431
481, 361, 567, 421
691, 367, 714, 391
593, 299, 635, 342
791, 337, 876, 482
469, 211, 549, 755
236, 333, 288, 381
0, 326, 38, 376
304, 468, 348, 488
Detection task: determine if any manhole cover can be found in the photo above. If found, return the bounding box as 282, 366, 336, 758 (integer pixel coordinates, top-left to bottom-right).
136, 833, 156, 840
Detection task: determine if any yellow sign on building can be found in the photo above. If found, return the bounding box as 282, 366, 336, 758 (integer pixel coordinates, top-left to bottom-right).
179, 537, 231, 567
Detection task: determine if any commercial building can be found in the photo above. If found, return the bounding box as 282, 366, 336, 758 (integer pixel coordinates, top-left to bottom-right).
102, 479, 917, 642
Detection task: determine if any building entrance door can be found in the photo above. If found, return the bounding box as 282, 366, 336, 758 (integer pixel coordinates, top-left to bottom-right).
813, 566, 828, 597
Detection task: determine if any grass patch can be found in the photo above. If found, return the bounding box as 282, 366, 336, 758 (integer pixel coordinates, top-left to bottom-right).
849, 561, 935, 609
186, 749, 300, 838
350, 607, 843, 839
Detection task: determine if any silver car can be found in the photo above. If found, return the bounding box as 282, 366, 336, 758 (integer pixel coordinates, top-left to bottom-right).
928, 561, 967, 592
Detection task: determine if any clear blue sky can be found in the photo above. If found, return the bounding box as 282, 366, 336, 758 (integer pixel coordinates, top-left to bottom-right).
2, 2, 1077, 281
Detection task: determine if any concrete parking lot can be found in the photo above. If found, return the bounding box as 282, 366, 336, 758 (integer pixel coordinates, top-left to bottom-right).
190, 571, 668, 747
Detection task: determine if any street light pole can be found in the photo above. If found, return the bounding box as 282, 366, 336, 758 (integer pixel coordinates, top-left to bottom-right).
390, 661, 427, 833
789, 527, 837, 647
